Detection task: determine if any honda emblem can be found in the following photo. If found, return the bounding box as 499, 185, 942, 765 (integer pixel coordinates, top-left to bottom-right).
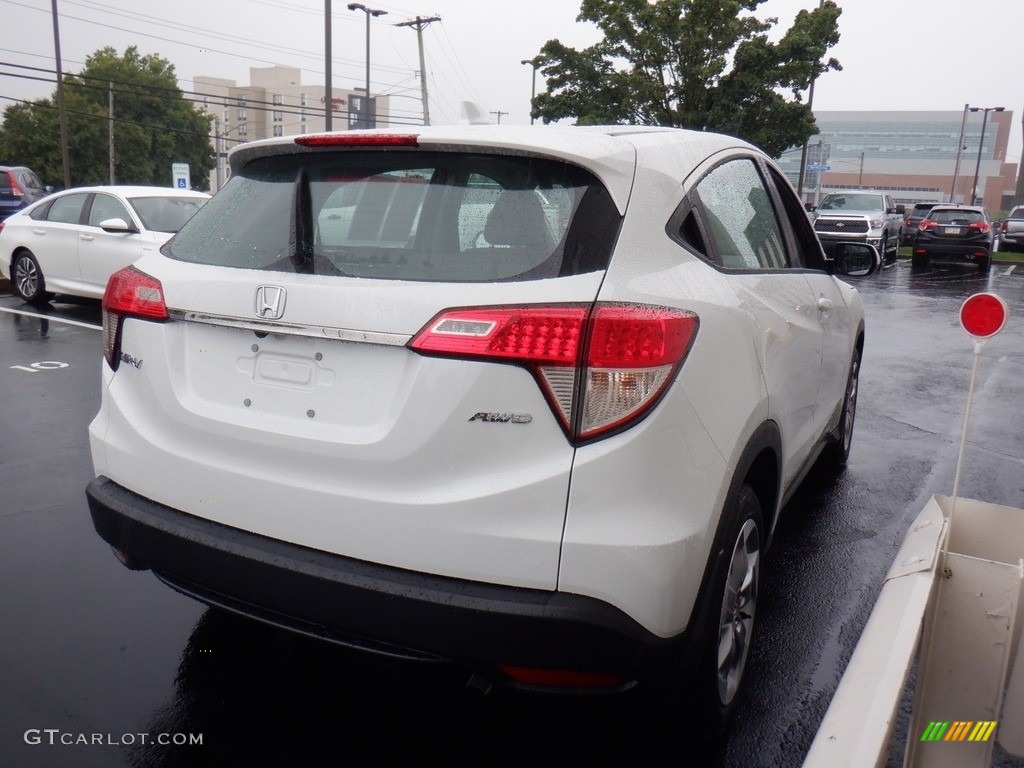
254, 285, 287, 319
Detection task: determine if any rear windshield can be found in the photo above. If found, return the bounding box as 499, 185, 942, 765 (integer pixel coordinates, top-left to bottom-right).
929, 209, 985, 224
166, 150, 621, 282
129, 196, 208, 233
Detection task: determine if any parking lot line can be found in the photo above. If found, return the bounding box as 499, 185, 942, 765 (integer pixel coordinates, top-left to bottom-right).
0, 306, 101, 331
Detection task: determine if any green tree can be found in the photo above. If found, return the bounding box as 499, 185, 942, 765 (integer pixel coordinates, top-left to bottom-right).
532, 0, 842, 157
0, 46, 214, 190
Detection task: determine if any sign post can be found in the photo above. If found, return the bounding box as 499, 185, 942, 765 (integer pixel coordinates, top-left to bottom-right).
950, 292, 1009, 517
171, 162, 191, 190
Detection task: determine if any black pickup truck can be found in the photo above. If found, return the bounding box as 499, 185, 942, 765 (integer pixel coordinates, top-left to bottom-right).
998, 205, 1024, 253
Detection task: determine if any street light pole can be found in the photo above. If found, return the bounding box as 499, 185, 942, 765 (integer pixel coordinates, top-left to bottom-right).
969, 106, 1005, 207
521, 58, 542, 125
348, 3, 387, 129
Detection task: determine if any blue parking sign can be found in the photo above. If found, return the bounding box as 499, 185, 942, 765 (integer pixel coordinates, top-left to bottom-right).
177, 178, 186, 188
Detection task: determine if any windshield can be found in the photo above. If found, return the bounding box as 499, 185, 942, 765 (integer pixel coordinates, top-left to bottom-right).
818, 193, 884, 211
166, 150, 621, 283
130, 196, 209, 233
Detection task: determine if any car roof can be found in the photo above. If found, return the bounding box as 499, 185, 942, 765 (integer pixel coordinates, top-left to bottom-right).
927, 205, 986, 214
227, 125, 759, 214
45, 185, 210, 198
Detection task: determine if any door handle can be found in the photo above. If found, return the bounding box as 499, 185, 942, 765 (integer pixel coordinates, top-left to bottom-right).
80, 234, 94, 241
32, 229, 46, 235
817, 297, 834, 312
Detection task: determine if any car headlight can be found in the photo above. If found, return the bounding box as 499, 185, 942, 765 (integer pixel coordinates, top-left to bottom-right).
869, 219, 884, 230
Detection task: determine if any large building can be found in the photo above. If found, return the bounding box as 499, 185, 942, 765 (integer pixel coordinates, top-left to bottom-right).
195, 66, 393, 192
777, 110, 1018, 212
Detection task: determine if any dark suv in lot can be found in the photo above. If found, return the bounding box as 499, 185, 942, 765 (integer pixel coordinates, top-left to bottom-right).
901, 202, 937, 246
0, 165, 51, 220
910, 205, 992, 271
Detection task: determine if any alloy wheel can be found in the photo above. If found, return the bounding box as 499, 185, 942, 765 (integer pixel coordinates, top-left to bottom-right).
717, 517, 760, 706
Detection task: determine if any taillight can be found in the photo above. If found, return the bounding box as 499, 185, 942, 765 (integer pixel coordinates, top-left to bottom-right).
7, 171, 24, 197
918, 219, 936, 231
101, 266, 168, 370
968, 222, 990, 234
409, 303, 699, 443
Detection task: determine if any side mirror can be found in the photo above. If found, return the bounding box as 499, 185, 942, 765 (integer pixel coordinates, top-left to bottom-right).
894, 204, 906, 215
99, 217, 138, 234
831, 242, 881, 277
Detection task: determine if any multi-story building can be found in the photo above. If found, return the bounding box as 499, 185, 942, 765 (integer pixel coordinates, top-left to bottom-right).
777, 110, 1019, 212
195, 66, 393, 192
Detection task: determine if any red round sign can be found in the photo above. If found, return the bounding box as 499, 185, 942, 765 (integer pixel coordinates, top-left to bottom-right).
959, 292, 1008, 338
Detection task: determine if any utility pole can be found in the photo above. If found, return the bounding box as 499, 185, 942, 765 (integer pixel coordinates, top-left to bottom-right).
490, 110, 507, 124
395, 15, 440, 126
949, 103, 969, 203
108, 82, 115, 184
214, 117, 223, 191
324, 0, 333, 131
51, 0, 71, 188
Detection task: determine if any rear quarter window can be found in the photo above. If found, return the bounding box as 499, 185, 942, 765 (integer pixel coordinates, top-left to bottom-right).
166, 150, 621, 283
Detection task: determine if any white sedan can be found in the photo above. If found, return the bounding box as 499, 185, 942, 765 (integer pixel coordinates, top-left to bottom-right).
0, 185, 210, 304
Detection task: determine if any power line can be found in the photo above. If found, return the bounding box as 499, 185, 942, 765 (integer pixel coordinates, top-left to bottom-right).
0, 61, 426, 124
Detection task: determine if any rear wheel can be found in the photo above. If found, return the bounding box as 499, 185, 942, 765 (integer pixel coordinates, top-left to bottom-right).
691, 483, 763, 735
911, 250, 929, 269
12, 250, 50, 305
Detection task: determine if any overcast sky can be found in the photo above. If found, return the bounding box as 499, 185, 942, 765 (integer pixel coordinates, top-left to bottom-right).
2, 0, 1022, 160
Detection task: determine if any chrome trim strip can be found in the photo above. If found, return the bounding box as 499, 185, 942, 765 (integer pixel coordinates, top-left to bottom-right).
167, 309, 412, 347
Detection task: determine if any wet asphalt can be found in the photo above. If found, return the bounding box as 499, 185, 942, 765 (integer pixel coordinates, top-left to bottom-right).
1, 259, 1023, 768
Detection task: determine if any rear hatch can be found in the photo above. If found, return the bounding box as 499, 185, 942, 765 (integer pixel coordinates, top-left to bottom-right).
101, 136, 630, 590
921, 208, 989, 245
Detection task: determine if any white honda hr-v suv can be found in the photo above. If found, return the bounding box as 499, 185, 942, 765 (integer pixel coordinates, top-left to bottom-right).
86, 125, 877, 729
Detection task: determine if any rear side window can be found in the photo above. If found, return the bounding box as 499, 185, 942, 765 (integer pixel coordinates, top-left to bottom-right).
46, 193, 88, 224
167, 150, 620, 282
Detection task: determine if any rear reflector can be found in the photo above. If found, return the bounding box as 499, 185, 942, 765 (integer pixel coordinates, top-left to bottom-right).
294, 133, 419, 148
498, 664, 628, 689
410, 303, 698, 443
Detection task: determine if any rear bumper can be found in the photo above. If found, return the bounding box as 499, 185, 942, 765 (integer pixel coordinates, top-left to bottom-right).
913, 240, 990, 263
86, 476, 684, 688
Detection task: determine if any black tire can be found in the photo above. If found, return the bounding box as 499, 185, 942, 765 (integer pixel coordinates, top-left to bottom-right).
691, 483, 764, 735
12, 250, 50, 305
979, 254, 992, 273
911, 250, 929, 269
822, 348, 860, 469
